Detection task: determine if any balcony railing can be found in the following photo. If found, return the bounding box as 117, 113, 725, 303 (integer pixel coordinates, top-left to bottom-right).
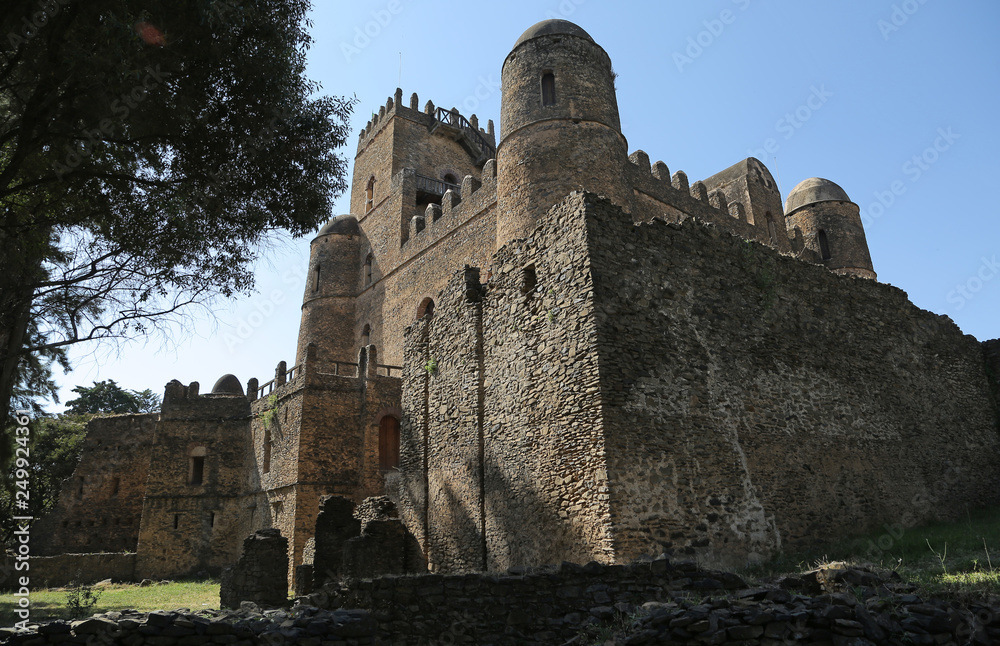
415, 173, 460, 198
433, 107, 496, 162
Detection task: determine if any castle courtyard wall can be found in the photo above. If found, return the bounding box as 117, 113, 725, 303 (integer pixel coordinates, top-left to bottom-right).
32, 414, 156, 555
578, 193, 1000, 567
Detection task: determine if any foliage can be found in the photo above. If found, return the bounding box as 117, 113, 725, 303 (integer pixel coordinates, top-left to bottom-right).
261, 393, 278, 430
0, 0, 356, 421
740, 505, 1000, 601
65, 379, 160, 415
65, 582, 102, 619
424, 357, 438, 374
0, 579, 220, 624
0, 413, 89, 544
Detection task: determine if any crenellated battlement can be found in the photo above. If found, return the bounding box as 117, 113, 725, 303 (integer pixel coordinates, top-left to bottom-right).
402, 159, 497, 251
356, 88, 495, 156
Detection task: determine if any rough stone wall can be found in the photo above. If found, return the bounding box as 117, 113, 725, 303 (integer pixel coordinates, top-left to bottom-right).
32, 414, 156, 555
578, 192, 1000, 566
402, 196, 616, 573
134, 383, 256, 579
986, 339, 1000, 425
220, 529, 289, 608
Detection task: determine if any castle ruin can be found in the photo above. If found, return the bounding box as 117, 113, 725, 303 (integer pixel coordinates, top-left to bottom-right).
29, 20, 1000, 587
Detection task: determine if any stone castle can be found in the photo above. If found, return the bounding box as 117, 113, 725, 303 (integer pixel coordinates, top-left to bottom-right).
29, 20, 1000, 587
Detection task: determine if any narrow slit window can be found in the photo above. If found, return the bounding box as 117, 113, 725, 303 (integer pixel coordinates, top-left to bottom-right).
541, 72, 556, 106
111, 477, 120, 496
210, 512, 216, 527
362, 324, 371, 347
366, 176, 376, 213
313, 264, 321, 292
365, 253, 373, 286
521, 264, 538, 296
818, 229, 832, 261
766, 212, 778, 245
263, 428, 272, 474
173, 514, 180, 529
190, 456, 204, 485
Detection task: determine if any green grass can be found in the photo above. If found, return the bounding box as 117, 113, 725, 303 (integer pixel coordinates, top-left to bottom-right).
0, 580, 220, 627
741, 505, 1000, 601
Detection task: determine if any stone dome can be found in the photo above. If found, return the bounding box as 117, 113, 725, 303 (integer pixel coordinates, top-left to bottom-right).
317, 215, 360, 237
784, 178, 852, 215
513, 19, 594, 49
211, 374, 244, 396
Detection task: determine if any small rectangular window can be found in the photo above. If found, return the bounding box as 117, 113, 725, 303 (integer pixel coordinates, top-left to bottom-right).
190, 456, 204, 485
173, 514, 180, 529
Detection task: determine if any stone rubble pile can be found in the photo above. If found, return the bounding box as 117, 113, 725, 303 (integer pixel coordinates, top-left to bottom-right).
3, 559, 998, 645
0, 606, 375, 646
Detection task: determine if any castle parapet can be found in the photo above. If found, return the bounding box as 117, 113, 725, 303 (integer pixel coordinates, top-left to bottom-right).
399, 159, 497, 254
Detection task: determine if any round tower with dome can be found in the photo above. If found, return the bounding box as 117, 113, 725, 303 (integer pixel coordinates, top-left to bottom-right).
294, 214, 361, 367
784, 177, 876, 279
496, 19, 631, 250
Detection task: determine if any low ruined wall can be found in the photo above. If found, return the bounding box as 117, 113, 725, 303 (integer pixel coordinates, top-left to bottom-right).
25, 553, 136, 588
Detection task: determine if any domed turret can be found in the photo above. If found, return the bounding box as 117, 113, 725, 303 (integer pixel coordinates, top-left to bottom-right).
211, 374, 244, 396
294, 215, 361, 366
496, 20, 630, 250
784, 178, 876, 280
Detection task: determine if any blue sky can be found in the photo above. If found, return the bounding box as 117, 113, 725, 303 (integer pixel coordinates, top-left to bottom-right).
55, 0, 1000, 407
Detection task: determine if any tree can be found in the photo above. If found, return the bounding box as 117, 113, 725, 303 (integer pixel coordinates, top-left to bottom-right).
65, 379, 160, 415
0, 0, 355, 423
0, 412, 89, 544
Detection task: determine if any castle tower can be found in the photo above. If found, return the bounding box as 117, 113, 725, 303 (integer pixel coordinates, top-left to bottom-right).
295, 215, 361, 366
784, 178, 876, 279
496, 20, 630, 250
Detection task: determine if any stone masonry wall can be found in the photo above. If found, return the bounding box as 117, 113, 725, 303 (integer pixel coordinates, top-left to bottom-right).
579, 192, 1000, 566
32, 414, 156, 555
134, 383, 256, 579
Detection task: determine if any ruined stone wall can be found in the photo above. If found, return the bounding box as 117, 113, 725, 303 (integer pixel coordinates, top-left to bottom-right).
134, 383, 256, 579
577, 193, 1000, 567
219, 529, 289, 608
32, 414, 156, 555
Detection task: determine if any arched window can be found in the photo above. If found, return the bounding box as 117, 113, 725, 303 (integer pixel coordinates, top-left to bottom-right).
189, 446, 207, 485
818, 229, 832, 261
364, 253, 373, 286
541, 72, 556, 106
361, 324, 371, 347
443, 173, 458, 186
416, 297, 435, 319
379, 416, 400, 471
366, 176, 376, 213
